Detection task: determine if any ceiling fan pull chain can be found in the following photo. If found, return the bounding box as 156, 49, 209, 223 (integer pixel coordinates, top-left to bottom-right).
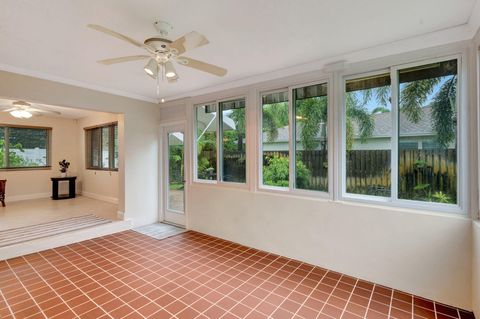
156, 70, 160, 97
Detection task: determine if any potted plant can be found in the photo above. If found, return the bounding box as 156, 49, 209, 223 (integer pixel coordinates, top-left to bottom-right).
59, 159, 70, 177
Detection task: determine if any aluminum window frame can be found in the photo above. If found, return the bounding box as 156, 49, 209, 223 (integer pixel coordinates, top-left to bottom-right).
338, 54, 465, 214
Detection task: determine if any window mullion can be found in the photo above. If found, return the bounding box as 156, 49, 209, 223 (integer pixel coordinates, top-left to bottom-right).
109, 125, 115, 169
390, 67, 399, 202
288, 88, 294, 191
216, 102, 222, 182
4, 127, 8, 168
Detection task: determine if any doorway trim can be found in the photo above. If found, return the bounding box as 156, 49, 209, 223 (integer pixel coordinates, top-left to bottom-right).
159, 120, 188, 228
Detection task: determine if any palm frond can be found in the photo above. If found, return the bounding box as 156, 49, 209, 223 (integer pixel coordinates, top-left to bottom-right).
400, 78, 440, 123
431, 75, 457, 148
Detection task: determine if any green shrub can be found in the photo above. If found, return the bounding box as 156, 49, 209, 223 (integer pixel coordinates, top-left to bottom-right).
263, 155, 310, 188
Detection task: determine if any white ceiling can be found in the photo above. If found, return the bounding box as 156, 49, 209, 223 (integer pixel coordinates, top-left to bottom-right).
0, 0, 477, 102
0, 98, 107, 119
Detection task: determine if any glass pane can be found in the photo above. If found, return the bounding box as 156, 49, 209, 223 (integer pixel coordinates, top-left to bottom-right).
345, 74, 392, 197
261, 91, 289, 187
0, 128, 5, 168
114, 125, 119, 169
168, 132, 184, 212
220, 99, 246, 183
101, 126, 109, 168
8, 127, 48, 167
398, 59, 457, 204
196, 104, 217, 180
293, 83, 328, 191
90, 128, 101, 168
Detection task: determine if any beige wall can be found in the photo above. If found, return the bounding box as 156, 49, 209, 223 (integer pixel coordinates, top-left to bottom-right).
0, 113, 78, 201
0, 70, 159, 225
473, 222, 480, 316
77, 112, 121, 203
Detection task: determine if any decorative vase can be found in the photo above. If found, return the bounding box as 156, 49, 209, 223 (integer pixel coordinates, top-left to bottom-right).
61, 172, 67, 178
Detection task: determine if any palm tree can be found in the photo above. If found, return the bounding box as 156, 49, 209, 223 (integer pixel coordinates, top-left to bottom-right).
246, 69, 457, 152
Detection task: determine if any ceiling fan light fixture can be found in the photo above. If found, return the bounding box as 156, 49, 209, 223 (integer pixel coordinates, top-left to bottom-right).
10, 109, 32, 119
144, 58, 158, 79
164, 61, 177, 78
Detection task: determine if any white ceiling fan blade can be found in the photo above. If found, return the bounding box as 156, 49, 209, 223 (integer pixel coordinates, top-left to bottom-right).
97, 55, 150, 65
27, 107, 61, 115
1, 107, 17, 112
87, 24, 145, 48
177, 57, 227, 77
170, 31, 209, 55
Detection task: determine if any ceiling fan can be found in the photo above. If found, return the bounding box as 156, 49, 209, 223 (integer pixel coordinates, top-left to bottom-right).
87, 21, 227, 84
0, 101, 61, 119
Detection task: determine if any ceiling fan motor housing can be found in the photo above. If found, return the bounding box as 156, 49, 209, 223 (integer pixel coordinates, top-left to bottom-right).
144, 38, 173, 54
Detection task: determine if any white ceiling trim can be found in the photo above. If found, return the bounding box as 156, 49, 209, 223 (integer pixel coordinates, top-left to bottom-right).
0, 63, 158, 104
468, 0, 480, 34
164, 23, 475, 103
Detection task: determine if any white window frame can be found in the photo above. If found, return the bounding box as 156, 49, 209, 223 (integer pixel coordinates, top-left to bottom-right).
257, 78, 334, 199
192, 95, 249, 189
338, 54, 466, 214
258, 88, 290, 192
193, 101, 217, 185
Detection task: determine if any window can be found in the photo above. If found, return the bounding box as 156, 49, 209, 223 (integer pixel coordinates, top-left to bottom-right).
342, 58, 459, 207
259, 83, 329, 193
0, 125, 51, 169
219, 98, 246, 183
398, 59, 458, 204
195, 103, 217, 180
261, 91, 289, 187
194, 98, 247, 184
293, 83, 328, 192
85, 122, 118, 170
344, 73, 392, 197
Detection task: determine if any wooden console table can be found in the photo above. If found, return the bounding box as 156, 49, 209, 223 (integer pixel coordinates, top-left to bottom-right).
51, 176, 76, 200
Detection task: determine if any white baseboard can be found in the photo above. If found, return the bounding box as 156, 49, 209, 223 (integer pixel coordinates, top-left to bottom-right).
82, 191, 119, 204
7, 192, 50, 202
117, 211, 125, 220
0, 219, 133, 260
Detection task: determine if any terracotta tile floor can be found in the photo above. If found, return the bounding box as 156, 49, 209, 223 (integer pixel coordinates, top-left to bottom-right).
0, 230, 475, 319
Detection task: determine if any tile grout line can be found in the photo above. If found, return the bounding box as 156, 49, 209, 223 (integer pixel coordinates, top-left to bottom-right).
289, 268, 330, 319
0, 284, 15, 318
21, 254, 84, 318
102, 231, 317, 318
82, 233, 266, 318
61, 243, 150, 319
237, 260, 310, 319
315, 273, 347, 319
387, 287, 394, 318
363, 283, 377, 318
5, 259, 48, 319
37, 250, 116, 319
337, 277, 360, 318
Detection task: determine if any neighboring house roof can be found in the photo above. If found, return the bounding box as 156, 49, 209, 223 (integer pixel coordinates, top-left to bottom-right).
354, 107, 434, 138
263, 107, 434, 143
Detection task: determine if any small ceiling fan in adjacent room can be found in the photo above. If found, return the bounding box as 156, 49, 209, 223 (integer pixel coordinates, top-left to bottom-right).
87, 21, 227, 87
0, 101, 61, 119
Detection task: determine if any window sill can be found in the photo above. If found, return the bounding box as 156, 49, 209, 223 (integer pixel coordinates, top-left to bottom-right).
339, 194, 465, 215
0, 166, 51, 171
86, 168, 118, 172
191, 180, 249, 191
257, 185, 332, 200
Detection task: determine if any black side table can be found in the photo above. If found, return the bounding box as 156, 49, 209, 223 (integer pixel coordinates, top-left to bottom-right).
51, 176, 77, 200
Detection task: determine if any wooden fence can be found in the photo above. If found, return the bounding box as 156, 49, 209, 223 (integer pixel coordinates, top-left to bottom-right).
198, 149, 457, 200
